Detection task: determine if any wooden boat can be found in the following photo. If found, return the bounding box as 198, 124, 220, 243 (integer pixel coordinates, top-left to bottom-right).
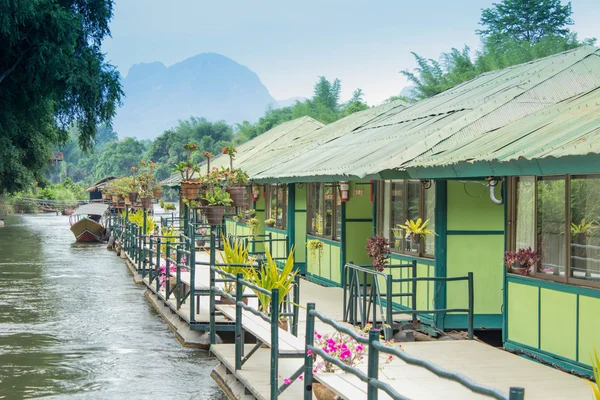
69, 203, 108, 242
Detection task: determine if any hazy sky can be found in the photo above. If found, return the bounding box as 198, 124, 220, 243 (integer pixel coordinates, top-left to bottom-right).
103, 0, 599, 105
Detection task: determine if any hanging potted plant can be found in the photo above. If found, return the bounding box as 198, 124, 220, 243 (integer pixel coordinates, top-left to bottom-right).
247, 217, 260, 237
306, 239, 324, 266
175, 143, 202, 200
152, 184, 163, 199
396, 218, 437, 254
202, 186, 232, 225
504, 247, 539, 276
127, 167, 140, 203
366, 235, 392, 272
221, 146, 249, 207
265, 218, 276, 228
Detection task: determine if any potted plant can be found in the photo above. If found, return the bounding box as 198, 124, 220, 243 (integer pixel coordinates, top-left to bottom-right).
175, 143, 201, 200
247, 217, 260, 237
221, 146, 249, 207
396, 218, 437, 253
306, 239, 324, 266
195, 227, 208, 248
571, 218, 596, 274
244, 247, 297, 331
366, 235, 392, 272
504, 247, 539, 276
217, 236, 253, 304
587, 347, 599, 399
265, 218, 276, 228
202, 186, 232, 225
152, 184, 163, 199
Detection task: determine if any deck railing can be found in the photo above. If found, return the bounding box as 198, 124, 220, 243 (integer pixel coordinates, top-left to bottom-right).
343, 262, 474, 340
303, 303, 524, 400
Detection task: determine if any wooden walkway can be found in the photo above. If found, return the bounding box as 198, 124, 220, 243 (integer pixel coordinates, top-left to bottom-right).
132, 249, 592, 399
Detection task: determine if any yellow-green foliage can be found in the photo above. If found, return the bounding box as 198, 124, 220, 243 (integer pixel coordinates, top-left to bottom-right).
396, 218, 437, 238
245, 247, 297, 313
218, 236, 253, 293
125, 209, 156, 234
588, 347, 600, 399
160, 225, 178, 254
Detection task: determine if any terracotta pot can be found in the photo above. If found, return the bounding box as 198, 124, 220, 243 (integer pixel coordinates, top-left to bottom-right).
153, 188, 163, 199
128, 192, 138, 203
218, 295, 249, 305
102, 193, 110, 200
511, 266, 530, 276
199, 197, 209, 207
278, 318, 289, 332
313, 382, 338, 400
140, 197, 153, 209
195, 240, 206, 248
181, 181, 201, 200
203, 206, 225, 226
226, 186, 246, 207
115, 194, 124, 202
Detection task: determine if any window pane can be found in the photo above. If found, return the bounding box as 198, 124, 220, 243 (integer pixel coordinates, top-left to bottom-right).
515, 177, 535, 250
276, 185, 286, 229
335, 185, 342, 240
310, 183, 323, 235
390, 181, 404, 250
570, 176, 600, 282
324, 184, 333, 237
537, 177, 566, 277
424, 183, 435, 256
268, 184, 277, 221
405, 181, 420, 253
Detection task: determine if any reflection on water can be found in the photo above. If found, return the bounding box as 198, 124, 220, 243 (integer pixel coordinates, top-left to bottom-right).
0, 214, 224, 399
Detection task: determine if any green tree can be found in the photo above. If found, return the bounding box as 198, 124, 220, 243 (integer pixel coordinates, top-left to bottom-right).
0, 0, 122, 193
478, 0, 573, 44
94, 138, 145, 180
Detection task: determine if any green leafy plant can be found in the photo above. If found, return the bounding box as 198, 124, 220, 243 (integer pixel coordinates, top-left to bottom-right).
203, 186, 233, 206
160, 225, 178, 255
307, 239, 324, 265
571, 218, 597, 237
219, 236, 253, 294
396, 218, 437, 239
588, 347, 600, 399
244, 247, 297, 313
124, 209, 156, 234
366, 235, 392, 272
247, 217, 260, 237
265, 218, 276, 227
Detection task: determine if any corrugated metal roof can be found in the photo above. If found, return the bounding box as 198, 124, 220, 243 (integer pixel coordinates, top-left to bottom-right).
161, 100, 408, 186
253, 46, 600, 181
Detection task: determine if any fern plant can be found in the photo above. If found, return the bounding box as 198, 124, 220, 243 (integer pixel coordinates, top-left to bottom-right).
307, 239, 324, 265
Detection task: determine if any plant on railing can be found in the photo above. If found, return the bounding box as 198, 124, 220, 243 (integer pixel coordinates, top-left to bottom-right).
307, 239, 323, 266
395, 218, 437, 252
366, 235, 391, 272
175, 143, 202, 200
571, 218, 597, 237
247, 217, 260, 237
587, 347, 600, 399
124, 209, 156, 234
218, 236, 254, 295
159, 201, 176, 211
159, 225, 178, 255
244, 247, 297, 320
265, 218, 276, 228
504, 247, 539, 276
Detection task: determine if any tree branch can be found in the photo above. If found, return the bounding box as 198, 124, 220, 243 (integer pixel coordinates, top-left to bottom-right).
0, 55, 23, 85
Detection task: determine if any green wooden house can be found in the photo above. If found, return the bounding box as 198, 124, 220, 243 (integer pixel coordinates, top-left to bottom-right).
163, 46, 600, 376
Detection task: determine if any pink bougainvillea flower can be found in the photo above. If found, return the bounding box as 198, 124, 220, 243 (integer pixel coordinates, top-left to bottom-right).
283, 378, 292, 385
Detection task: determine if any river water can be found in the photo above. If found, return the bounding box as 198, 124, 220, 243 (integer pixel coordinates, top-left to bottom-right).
0, 214, 225, 399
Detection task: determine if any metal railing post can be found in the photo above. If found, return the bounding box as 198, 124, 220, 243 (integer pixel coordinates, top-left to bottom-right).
165, 240, 171, 297
508, 387, 525, 400
189, 218, 196, 323
235, 273, 244, 370
386, 276, 393, 341
304, 303, 315, 400
467, 272, 474, 340
156, 237, 161, 293
176, 241, 182, 309
411, 260, 417, 322
367, 329, 380, 400
270, 288, 279, 400
292, 275, 299, 337
209, 225, 216, 345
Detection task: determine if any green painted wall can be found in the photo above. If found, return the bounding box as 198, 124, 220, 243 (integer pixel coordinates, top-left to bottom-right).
445, 180, 504, 328
295, 185, 307, 264
507, 282, 539, 348
306, 235, 341, 286
540, 289, 577, 360
346, 181, 372, 219
447, 181, 504, 231
579, 295, 600, 365
265, 228, 287, 261
346, 221, 372, 265
506, 276, 600, 371
386, 255, 435, 312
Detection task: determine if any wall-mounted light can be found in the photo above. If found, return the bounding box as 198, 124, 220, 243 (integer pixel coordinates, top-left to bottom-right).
297, 183, 304, 188
420, 179, 432, 190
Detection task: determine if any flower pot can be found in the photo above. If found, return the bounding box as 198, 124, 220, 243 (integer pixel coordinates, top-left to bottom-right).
199, 198, 209, 207
203, 206, 225, 226
278, 318, 289, 332
102, 193, 111, 200
181, 181, 201, 200
218, 295, 248, 305
226, 186, 246, 207
128, 192, 139, 203
153, 188, 163, 199
140, 197, 153, 209
115, 194, 124, 202
313, 382, 338, 400
511, 266, 530, 276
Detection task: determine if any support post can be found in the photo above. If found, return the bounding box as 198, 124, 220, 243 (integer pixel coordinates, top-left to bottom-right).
189, 213, 196, 323
156, 237, 161, 293
235, 273, 243, 370
386, 276, 393, 341
165, 240, 171, 297
270, 288, 279, 400
209, 225, 216, 345
292, 275, 299, 337
304, 303, 315, 400
467, 272, 474, 340
411, 260, 417, 322
367, 329, 380, 400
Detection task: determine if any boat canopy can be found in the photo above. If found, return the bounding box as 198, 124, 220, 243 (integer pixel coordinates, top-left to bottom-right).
73, 203, 109, 216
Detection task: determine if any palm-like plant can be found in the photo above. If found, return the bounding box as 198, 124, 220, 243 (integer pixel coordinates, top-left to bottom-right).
219, 236, 253, 294
245, 247, 296, 313
396, 218, 437, 238
588, 347, 600, 399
